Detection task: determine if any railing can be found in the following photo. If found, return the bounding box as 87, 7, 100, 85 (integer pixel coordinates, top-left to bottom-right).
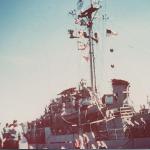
98, 128, 125, 140
27, 128, 45, 144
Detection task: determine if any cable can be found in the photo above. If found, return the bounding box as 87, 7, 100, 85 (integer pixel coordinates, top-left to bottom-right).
61, 115, 75, 125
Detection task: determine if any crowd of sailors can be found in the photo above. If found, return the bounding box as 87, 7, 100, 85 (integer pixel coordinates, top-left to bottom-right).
72, 133, 108, 149
0, 120, 28, 149
124, 116, 150, 138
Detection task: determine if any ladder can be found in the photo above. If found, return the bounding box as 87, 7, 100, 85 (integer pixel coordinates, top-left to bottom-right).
120, 105, 133, 119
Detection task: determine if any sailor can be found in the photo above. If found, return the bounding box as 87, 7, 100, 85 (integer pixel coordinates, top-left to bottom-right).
0, 133, 2, 148
106, 108, 113, 118
96, 140, 108, 149
140, 117, 147, 136
60, 146, 66, 149
133, 120, 140, 137
140, 117, 146, 125
139, 105, 146, 114
9, 120, 21, 149
61, 102, 66, 115
124, 118, 134, 138
90, 143, 97, 149
19, 133, 28, 149
83, 133, 90, 149
79, 135, 85, 149
74, 138, 80, 149
97, 140, 102, 149
2, 124, 11, 148
0, 123, 3, 148
1, 123, 9, 148
3, 123, 9, 134
79, 79, 87, 90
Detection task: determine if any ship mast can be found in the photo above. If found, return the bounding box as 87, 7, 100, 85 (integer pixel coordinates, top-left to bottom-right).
79, 2, 98, 92
69, 0, 100, 92
88, 5, 96, 92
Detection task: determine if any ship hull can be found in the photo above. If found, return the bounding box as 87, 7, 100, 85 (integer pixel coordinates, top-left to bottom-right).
28, 127, 150, 149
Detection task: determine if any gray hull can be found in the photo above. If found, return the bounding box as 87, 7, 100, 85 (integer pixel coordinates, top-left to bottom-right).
29, 127, 150, 149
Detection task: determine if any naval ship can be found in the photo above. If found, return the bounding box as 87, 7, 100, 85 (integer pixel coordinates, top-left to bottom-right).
25, 0, 150, 149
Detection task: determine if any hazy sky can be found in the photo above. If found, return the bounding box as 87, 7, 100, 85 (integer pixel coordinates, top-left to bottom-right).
0, 0, 150, 123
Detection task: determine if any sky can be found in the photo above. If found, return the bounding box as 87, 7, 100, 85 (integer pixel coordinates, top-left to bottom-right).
0, 0, 150, 123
